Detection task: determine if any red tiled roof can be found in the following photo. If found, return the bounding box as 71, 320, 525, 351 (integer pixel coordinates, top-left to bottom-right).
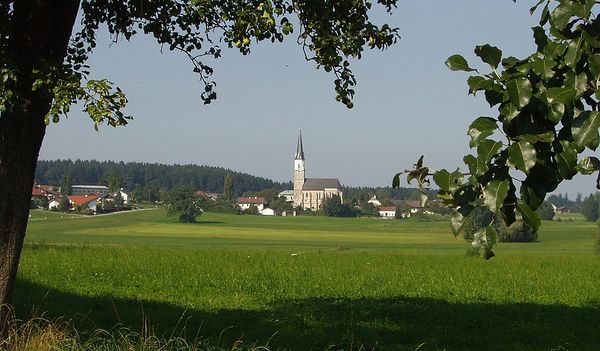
236, 197, 266, 204
68, 194, 98, 206
378, 206, 397, 212
32, 187, 47, 196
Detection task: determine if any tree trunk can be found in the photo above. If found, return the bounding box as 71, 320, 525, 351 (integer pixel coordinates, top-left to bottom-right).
0, 0, 80, 328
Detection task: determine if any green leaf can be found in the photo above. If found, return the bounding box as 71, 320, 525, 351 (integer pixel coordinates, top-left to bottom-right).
531, 58, 556, 81
467, 76, 488, 95
576, 156, 600, 175
572, 111, 600, 151
463, 155, 477, 175
589, 54, 600, 78
516, 202, 541, 232
564, 37, 582, 69
485, 225, 497, 248
392, 173, 402, 188
499, 102, 519, 124
445, 54, 475, 72
555, 140, 578, 179
507, 77, 532, 108
508, 141, 537, 173
467, 117, 497, 147
477, 139, 503, 166
450, 210, 465, 237
532, 26, 548, 51
514, 131, 555, 144
433, 169, 463, 193
520, 185, 544, 210
407, 167, 429, 185
474, 44, 502, 70
483, 179, 510, 213
543, 42, 567, 58
547, 103, 565, 124
551, 2, 577, 31
546, 87, 577, 104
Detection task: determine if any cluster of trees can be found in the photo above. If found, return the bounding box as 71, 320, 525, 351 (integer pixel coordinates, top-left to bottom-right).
463, 207, 538, 248
343, 186, 436, 207
580, 193, 600, 221
36, 160, 291, 201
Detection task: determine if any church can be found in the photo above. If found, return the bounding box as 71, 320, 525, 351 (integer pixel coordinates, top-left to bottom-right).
293, 130, 343, 210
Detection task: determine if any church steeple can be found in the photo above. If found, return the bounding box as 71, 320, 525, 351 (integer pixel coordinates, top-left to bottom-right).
295, 129, 305, 160
293, 129, 305, 208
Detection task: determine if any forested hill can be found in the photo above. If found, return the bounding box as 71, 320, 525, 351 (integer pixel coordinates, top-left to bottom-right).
35, 160, 292, 196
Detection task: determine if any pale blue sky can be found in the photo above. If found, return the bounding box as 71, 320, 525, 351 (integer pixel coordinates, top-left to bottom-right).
39, 1, 597, 197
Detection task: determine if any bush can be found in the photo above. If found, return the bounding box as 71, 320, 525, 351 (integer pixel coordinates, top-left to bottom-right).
242, 205, 260, 215
322, 195, 356, 217
462, 207, 494, 241
496, 219, 537, 242
536, 201, 555, 220
581, 194, 599, 222
462, 207, 537, 243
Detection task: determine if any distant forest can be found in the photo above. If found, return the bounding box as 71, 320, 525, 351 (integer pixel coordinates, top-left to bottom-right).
35, 160, 292, 198
35, 159, 428, 203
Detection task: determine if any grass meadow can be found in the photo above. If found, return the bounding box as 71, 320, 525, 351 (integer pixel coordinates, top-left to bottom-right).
14, 209, 600, 350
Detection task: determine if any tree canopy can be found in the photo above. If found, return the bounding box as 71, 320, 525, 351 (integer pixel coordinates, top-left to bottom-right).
395, 0, 600, 258
165, 185, 204, 222
0, 0, 401, 316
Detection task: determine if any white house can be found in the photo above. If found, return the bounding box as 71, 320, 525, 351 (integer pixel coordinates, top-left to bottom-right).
259, 207, 276, 216
236, 197, 266, 211
68, 194, 99, 212
48, 198, 61, 210
115, 189, 129, 205
378, 206, 396, 218
278, 190, 294, 202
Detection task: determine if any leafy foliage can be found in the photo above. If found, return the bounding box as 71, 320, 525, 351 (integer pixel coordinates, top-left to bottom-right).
536, 201, 555, 220
580, 193, 599, 221
396, 0, 600, 257
322, 195, 356, 217
1, 0, 401, 123
165, 186, 204, 223
35, 159, 290, 197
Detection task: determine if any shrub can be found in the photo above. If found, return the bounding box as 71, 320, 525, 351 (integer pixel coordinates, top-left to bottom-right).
536, 201, 555, 220
462, 207, 494, 241
496, 219, 537, 242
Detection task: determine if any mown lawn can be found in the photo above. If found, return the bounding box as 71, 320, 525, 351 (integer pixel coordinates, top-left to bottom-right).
14, 209, 600, 350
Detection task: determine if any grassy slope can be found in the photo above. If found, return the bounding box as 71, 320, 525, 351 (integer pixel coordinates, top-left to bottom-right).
24, 209, 598, 255
15, 210, 600, 350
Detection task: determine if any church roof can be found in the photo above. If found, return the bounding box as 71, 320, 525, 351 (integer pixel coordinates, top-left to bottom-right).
302, 178, 342, 190
295, 130, 305, 160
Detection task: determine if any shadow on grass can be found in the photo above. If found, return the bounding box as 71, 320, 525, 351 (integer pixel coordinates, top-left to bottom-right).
14, 279, 600, 351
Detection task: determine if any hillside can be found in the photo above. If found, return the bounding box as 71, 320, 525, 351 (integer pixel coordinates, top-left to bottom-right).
36, 159, 292, 197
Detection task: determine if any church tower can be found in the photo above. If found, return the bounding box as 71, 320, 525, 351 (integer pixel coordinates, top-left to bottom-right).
293, 130, 305, 208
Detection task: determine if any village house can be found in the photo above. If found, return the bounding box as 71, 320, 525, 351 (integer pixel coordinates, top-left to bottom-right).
70, 185, 111, 197
68, 194, 99, 212
277, 190, 294, 202
236, 197, 266, 212
377, 206, 396, 218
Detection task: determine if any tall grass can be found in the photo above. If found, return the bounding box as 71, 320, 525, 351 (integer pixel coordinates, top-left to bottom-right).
0, 309, 270, 351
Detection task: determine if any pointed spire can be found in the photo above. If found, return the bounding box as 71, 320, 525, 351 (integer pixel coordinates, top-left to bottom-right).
295, 129, 305, 160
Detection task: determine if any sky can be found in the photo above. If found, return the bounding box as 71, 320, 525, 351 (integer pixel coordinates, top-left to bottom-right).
38, 1, 598, 197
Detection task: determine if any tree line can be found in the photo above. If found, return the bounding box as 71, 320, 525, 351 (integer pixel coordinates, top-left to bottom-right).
35, 159, 292, 200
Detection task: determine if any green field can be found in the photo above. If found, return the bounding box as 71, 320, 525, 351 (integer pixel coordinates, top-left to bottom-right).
15, 209, 600, 350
